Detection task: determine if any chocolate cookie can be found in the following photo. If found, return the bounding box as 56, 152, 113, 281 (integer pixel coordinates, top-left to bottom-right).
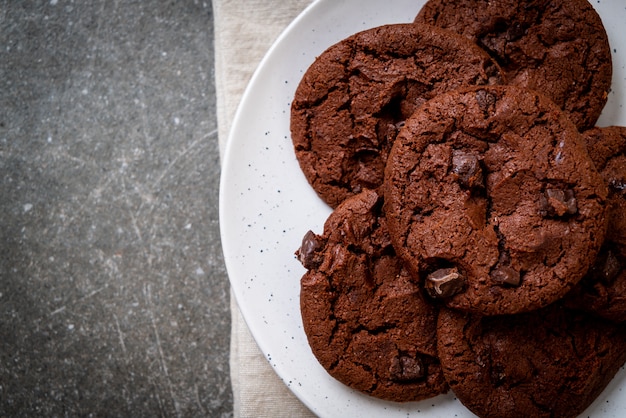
436, 305, 626, 418
415, 0, 612, 131
384, 86, 608, 315
564, 126, 626, 322
291, 23, 503, 208
296, 189, 447, 402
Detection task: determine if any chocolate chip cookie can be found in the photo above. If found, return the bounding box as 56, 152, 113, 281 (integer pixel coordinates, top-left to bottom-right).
415, 0, 612, 131
291, 23, 502, 208
384, 86, 608, 315
296, 189, 447, 402
565, 126, 626, 322
436, 305, 626, 418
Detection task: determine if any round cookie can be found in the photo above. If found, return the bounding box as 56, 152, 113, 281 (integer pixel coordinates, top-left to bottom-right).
291, 23, 503, 208
384, 85, 608, 315
564, 126, 626, 322
436, 305, 626, 418
415, 0, 612, 131
296, 189, 447, 402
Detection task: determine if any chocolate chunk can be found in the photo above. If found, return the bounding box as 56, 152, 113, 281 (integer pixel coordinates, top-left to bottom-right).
609, 178, 626, 195
297, 230, 321, 269
540, 188, 577, 217
590, 249, 622, 285
475, 89, 497, 113
505, 22, 526, 42
425, 267, 465, 298
490, 266, 521, 286
389, 355, 425, 382
452, 150, 484, 188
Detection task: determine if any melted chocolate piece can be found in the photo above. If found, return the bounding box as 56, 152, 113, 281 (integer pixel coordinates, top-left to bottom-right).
540, 188, 577, 217
425, 267, 465, 299
452, 150, 484, 189
297, 230, 321, 269
389, 355, 425, 382
475, 89, 497, 113
490, 266, 521, 286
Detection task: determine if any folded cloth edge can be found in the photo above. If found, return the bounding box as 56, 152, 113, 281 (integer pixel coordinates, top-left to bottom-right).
212, 0, 317, 416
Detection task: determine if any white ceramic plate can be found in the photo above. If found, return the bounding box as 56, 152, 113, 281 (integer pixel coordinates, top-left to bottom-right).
219, 0, 626, 416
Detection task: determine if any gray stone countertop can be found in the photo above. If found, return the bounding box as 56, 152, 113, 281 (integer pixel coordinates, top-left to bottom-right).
0, 1, 232, 416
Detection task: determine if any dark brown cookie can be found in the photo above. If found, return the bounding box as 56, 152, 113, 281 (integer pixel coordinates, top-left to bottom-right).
564, 126, 626, 322
415, 0, 612, 131
384, 86, 608, 315
296, 189, 447, 402
291, 23, 503, 208
436, 305, 626, 418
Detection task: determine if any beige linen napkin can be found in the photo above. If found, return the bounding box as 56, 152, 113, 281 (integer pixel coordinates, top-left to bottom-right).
213, 0, 316, 416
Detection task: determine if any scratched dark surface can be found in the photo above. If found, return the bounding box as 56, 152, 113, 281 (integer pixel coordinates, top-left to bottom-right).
0, 1, 232, 416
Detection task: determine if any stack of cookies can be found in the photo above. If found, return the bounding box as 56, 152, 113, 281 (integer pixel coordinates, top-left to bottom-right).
291, 1, 626, 417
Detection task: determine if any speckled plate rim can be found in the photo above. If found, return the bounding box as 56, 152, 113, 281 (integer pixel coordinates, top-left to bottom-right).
219, 1, 626, 416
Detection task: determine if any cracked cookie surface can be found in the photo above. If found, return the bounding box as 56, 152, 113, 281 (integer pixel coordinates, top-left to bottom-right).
436, 305, 626, 418
290, 23, 502, 208
415, 0, 612, 131
296, 189, 447, 402
384, 86, 607, 315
